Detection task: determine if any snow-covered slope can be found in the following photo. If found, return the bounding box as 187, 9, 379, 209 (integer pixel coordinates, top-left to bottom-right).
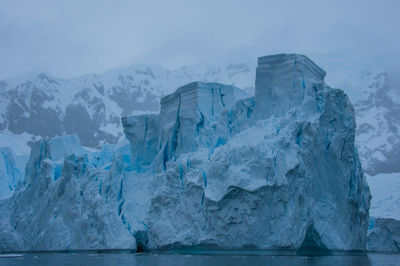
0, 60, 254, 149
367, 173, 400, 220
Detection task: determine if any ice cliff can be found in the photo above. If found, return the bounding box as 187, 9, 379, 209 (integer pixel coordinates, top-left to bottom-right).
124, 54, 371, 251
0, 147, 28, 199
0, 134, 136, 251
0, 54, 371, 252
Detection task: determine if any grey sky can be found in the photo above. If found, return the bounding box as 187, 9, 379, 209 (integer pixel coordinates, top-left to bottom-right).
0, 0, 399, 79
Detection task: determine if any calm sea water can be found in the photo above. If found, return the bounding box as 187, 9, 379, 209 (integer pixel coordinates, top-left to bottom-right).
0, 252, 399, 266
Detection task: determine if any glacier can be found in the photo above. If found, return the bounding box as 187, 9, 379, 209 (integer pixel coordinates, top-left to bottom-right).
142, 54, 370, 250
0, 54, 372, 252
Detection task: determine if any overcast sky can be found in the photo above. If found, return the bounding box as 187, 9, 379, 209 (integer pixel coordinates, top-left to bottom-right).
0, 0, 399, 79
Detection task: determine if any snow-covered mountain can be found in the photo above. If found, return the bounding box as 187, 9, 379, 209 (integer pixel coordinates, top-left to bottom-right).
0, 60, 255, 149
0, 51, 399, 176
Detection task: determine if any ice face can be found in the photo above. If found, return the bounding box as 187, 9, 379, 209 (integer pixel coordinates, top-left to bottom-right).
0, 54, 371, 253
144, 55, 370, 251
255, 54, 326, 120
0, 147, 27, 199
122, 114, 159, 172
158, 82, 247, 166
122, 82, 247, 173
0, 135, 137, 252
48, 134, 84, 161
87, 140, 131, 170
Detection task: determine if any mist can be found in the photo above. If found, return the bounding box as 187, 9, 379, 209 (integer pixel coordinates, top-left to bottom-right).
0, 0, 399, 80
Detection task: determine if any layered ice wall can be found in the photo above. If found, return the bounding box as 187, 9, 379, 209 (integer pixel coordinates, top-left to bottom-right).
122, 82, 247, 172
255, 54, 326, 119
143, 54, 370, 251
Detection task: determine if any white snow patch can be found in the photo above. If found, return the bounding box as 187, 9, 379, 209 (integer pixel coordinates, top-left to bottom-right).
367, 173, 400, 220
0, 131, 35, 155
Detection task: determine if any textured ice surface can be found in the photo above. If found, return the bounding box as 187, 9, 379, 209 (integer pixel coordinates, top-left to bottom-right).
0, 135, 136, 252
124, 55, 370, 251
47, 134, 84, 161
367, 173, 400, 220
255, 54, 326, 120
0, 54, 371, 252
367, 218, 400, 252
122, 82, 247, 173
0, 147, 27, 199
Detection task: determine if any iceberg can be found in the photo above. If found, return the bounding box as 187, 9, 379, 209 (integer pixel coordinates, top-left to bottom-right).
133, 55, 369, 251
0, 54, 371, 253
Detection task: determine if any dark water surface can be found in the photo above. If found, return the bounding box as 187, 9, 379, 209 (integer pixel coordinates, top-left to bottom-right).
0, 252, 399, 266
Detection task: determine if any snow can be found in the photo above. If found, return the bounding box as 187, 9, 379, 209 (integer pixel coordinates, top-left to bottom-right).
367, 173, 400, 220
0, 131, 35, 156
99, 123, 122, 138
